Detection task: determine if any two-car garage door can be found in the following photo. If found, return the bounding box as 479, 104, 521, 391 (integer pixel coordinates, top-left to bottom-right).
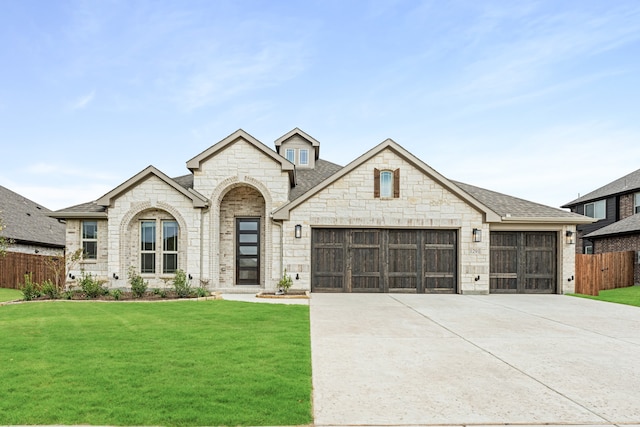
311, 228, 558, 294
311, 228, 457, 293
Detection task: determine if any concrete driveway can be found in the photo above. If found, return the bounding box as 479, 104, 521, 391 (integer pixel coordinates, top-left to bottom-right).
310, 294, 640, 426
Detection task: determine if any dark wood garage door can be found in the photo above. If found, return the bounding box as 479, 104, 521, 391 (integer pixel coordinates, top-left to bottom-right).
490, 231, 557, 293
312, 229, 457, 293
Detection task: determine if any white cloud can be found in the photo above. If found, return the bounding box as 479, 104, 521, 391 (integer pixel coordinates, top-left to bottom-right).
70, 90, 96, 110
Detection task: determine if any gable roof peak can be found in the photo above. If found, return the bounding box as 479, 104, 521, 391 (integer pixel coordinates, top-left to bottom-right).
186, 129, 295, 185
96, 165, 208, 208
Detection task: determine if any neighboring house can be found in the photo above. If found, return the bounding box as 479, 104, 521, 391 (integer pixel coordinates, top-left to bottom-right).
562, 168, 640, 254
562, 169, 640, 284
0, 185, 65, 256
52, 128, 592, 294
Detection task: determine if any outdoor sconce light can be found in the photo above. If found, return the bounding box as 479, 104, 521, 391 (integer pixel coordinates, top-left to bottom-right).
296, 273, 300, 280
566, 230, 575, 245
472, 228, 482, 243
188, 273, 193, 280
295, 224, 302, 239
112, 273, 119, 280
68, 273, 75, 280
474, 275, 480, 282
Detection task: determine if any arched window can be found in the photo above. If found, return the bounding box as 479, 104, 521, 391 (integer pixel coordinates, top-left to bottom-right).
374, 168, 400, 198
140, 219, 179, 274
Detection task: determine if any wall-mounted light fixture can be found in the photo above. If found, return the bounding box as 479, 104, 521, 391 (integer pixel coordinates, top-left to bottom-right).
68, 273, 75, 280
112, 273, 119, 280
295, 273, 300, 280
188, 273, 193, 280
565, 230, 575, 245
472, 228, 482, 243
474, 275, 480, 282
295, 224, 302, 239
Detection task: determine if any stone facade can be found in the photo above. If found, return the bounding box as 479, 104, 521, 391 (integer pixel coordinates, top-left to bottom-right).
58, 128, 585, 294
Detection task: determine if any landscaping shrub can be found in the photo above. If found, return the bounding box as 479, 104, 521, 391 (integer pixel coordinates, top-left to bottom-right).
78, 273, 107, 299
20, 274, 40, 301
128, 267, 148, 298
41, 279, 60, 299
110, 289, 122, 300
172, 269, 192, 298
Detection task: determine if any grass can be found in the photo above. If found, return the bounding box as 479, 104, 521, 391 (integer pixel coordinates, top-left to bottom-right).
0, 287, 22, 302
570, 285, 640, 307
0, 300, 312, 426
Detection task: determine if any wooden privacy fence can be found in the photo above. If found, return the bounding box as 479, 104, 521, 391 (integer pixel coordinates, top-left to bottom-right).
0, 252, 65, 289
575, 251, 635, 296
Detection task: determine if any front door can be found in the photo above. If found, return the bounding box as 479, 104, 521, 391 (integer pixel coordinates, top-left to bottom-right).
236, 218, 260, 285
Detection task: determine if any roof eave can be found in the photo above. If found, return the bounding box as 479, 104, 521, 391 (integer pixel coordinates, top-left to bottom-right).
499, 216, 596, 224
48, 212, 108, 219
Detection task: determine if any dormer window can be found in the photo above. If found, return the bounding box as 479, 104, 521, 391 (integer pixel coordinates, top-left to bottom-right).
285, 149, 295, 163
584, 200, 606, 219
299, 149, 309, 166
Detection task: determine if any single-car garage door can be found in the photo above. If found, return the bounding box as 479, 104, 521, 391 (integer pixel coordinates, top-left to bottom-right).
490, 231, 557, 293
312, 228, 457, 293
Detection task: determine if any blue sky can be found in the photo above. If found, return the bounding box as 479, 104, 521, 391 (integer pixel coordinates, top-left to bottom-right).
1, 0, 639, 211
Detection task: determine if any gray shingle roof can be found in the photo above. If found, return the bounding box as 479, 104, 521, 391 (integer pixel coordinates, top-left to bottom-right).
453, 181, 589, 220
562, 168, 640, 207
583, 213, 640, 238
173, 174, 194, 189
0, 185, 65, 247
290, 159, 343, 201
56, 201, 106, 214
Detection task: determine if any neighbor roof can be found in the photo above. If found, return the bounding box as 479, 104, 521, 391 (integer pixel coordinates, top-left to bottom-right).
583, 213, 640, 239
454, 181, 595, 224
562, 167, 640, 207
0, 185, 65, 248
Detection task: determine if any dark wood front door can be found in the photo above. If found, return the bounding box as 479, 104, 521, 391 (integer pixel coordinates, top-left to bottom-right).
490, 231, 557, 293
236, 218, 260, 285
312, 228, 457, 293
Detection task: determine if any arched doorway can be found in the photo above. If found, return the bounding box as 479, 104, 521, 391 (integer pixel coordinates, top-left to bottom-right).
219, 186, 266, 287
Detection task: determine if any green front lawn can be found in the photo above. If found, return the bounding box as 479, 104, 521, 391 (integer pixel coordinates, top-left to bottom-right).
571, 285, 640, 307
0, 287, 22, 302
0, 300, 312, 426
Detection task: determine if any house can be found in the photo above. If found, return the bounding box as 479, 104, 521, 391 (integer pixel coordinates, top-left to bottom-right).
562, 168, 640, 284
562, 168, 640, 253
0, 185, 65, 256
52, 128, 592, 294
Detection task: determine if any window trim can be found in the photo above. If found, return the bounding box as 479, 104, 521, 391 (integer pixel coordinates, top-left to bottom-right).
81, 220, 98, 260
584, 200, 606, 220
635, 192, 640, 214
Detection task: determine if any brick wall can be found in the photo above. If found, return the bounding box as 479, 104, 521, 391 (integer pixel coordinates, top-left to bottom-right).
594, 234, 640, 284
619, 194, 634, 220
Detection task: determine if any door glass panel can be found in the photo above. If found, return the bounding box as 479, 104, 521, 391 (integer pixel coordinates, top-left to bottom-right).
239, 221, 258, 231
239, 258, 258, 267
239, 234, 258, 243
239, 246, 258, 256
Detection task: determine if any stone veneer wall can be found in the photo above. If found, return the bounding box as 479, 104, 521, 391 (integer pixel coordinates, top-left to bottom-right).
282, 148, 490, 294
594, 234, 640, 284
66, 219, 109, 282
